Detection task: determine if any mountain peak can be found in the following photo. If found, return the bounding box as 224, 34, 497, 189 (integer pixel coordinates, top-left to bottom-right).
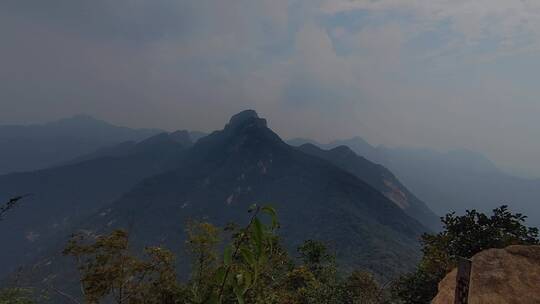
170, 130, 193, 146
330, 145, 357, 158
226, 110, 266, 130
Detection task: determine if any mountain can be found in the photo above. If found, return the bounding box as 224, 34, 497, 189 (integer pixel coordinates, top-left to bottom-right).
288, 136, 380, 164
14, 110, 429, 295
289, 137, 540, 228
65, 130, 194, 164
188, 130, 209, 142
375, 147, 540, 227
296, 144, 440, 230
327, 137, 381, 163
0, 131, 192, 277
0, 115, 163, 175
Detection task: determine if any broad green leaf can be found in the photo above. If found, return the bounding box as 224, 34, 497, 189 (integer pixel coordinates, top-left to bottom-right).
214, 266, 226, 283
262, 206, 278, 229
234, 287, 245, 304
240, 247, 256, 267
224, 245, 232, 267
243, 271, 252, 292
252, 218, 263, 254
259, 250, 268, 266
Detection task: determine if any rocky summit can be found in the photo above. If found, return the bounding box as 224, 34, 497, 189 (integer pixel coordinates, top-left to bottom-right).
432, 245, 540, 304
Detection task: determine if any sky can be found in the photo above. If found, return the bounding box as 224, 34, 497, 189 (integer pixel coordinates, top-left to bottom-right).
1, 0, 540, 177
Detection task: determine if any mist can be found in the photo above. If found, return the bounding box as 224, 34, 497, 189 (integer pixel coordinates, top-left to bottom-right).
2, 0, 540, 177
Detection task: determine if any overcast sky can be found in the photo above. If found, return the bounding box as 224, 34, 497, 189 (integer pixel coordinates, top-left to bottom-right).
1, 0, 540, 177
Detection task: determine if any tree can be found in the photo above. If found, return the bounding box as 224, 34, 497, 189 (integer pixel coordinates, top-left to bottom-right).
0, 288, 34, 304
185, 221, 221, 303
64, 229, 182, 304
297, 240, 336, 283
62, 205, 389, 304
213, 205, 282, 304
342, 271, 382, 304
393, 205, 539, 304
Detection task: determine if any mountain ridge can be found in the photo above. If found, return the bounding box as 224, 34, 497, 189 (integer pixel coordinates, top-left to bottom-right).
297, 143, 440, 230
10, 111, 430, 295
0, 131, 193, 277
289, 136, 540, 227
0, 115, 163, 175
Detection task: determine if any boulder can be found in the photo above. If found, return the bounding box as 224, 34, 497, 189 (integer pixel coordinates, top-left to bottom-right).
432, 245, 540, 304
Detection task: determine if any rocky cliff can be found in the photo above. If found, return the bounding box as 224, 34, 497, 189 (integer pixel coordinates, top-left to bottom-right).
432, 245, 540, 304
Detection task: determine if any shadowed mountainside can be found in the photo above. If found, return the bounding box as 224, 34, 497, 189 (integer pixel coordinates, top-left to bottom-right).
0, 131, 192, 277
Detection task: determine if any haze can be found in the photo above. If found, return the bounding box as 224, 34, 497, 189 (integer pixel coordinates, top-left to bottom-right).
2, 0, 540, 177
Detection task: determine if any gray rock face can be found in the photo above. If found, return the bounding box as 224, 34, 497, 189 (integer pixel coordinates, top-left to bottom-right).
432, 245, 540, 304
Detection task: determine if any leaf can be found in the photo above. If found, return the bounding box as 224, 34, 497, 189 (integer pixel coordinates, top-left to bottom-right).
240, 247, 256, 267
207, 292, 219, 304
224, 245, 232, 267
259, 250, 268, 266
248, 204, 258, 213
252, 218, 263, 254
243, 271, 252, 293
262, 206, 278, 229
234, 287, 245, 304
214, 266, 226, 283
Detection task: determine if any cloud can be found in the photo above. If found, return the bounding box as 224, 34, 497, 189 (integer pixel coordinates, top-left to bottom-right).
1, 0, 540, 176
320, 0, 540, 59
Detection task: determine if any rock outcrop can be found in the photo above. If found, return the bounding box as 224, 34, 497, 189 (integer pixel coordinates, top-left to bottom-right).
432, 245, 540, 304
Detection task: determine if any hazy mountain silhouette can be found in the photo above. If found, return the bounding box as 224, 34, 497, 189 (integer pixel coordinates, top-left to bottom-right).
288, 136, 380, 164
14, 110, 429, 292
297, 144, 440, 230
0, 131, 192, 277
0, 115, 163, 175
65, 130, 194, 164
375, 147, 540, 227
290, 137, 540, 227
188, 130, 209, 142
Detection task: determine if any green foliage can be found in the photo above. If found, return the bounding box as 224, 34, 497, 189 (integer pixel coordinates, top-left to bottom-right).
64, 205, 392, 304
392, 205, 539, 304
213, 205, 282, 304
64, 230, 183, 304
59, 204, 540, 304
186, 221, 221, 303
342, 271, 383, 304
436, 205, 538, 258
0, 288, 34, 304
297, 240, 336, 283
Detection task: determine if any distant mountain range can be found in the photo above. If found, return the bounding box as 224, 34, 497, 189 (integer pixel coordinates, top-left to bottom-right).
288, 137, 540, 228
0, 115, 163, 175
3, 111, 432, 295
0, 131, 193, 277
6, 110, 538, 301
